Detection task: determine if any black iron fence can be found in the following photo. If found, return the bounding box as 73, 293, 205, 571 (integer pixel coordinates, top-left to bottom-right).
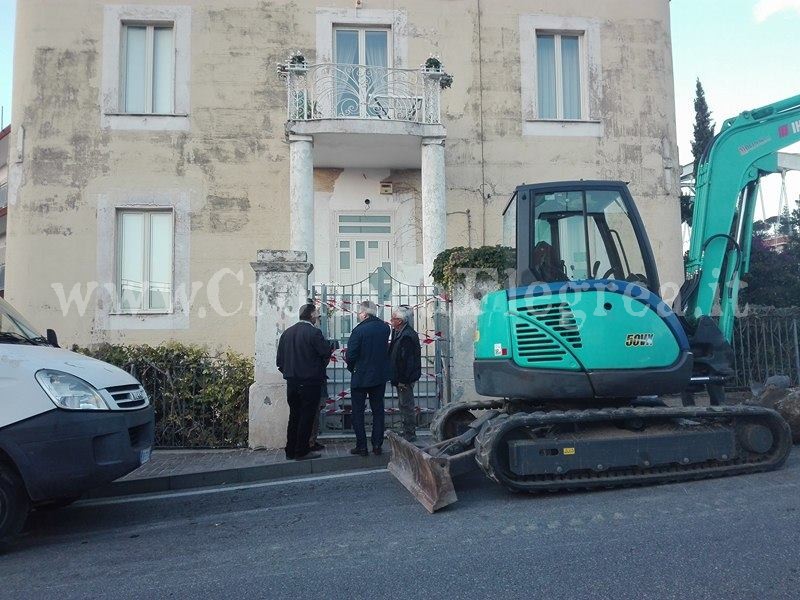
730, 307, 800, 389
312, 267, 451, 435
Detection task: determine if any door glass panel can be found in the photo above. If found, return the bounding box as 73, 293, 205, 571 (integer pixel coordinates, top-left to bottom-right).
592, 190, 649, 285
532, 191, 583, 282
365, 31, 388, 67
365, 30, 388, 116
368, 241, 379, 249
355, 241, 366, 259
339, 251, 350, 270
339, 215, 391, 223
335, 29, 359, 117
338, 225, 391, 234
558, 215, 588, 279
587, 218, 612, 280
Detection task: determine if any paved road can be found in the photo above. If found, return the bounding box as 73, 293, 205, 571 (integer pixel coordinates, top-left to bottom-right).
3, 452, 800, 600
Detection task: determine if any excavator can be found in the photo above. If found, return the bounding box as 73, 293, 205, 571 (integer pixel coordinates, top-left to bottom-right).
387, 93, 800, 512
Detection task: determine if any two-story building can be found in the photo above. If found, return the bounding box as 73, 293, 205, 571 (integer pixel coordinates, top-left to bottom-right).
7, 0, 683, 354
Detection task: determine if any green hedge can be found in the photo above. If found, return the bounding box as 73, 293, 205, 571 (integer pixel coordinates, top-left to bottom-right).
73, 343, 253, 448
431, 245, 516, 290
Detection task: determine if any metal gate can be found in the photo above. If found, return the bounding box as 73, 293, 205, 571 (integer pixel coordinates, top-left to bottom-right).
312, 267, 450, 435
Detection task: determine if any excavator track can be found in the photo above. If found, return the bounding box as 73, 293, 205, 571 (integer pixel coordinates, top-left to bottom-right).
474, 405, 792, 493
430, 399, 505, 442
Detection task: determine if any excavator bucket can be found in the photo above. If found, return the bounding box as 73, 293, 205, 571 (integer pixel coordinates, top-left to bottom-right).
387, 431, 459, 512
387, 430, 483, 513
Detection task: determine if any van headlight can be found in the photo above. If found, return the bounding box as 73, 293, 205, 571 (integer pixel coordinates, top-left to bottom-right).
35, 370, 109, 410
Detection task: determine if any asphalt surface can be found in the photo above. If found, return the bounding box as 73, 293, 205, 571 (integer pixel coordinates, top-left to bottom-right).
2, 452, 800, 600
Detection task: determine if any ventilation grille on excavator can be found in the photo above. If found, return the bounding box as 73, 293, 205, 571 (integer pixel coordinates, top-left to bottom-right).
514, 321, 568, 362
515, 302, 583, 361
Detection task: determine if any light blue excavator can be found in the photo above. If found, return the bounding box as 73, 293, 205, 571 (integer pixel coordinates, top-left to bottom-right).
388, 94, 800, 512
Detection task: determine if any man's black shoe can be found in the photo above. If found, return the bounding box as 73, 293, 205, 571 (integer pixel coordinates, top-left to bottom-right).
310, 443, 326, 451
350, 447, 368, 456
372, 447, 382, 456
285, 454, 295, 461
294, 452, 321, 461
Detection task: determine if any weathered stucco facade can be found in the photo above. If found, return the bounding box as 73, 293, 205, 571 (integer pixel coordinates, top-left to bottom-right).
7, 0, 682, 354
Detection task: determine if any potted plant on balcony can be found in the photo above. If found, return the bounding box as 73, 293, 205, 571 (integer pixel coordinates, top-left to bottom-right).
422, 55, 454, 89
276, 51, 308, 77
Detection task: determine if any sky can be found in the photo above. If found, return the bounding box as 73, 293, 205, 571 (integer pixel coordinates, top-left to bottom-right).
672, 0, 800, 218
0, 0, 797, 214
0, 0, 14, 129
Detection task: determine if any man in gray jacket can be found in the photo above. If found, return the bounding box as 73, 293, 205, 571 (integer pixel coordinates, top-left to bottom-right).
389, 306, 422, 441
277, 303, 334, 461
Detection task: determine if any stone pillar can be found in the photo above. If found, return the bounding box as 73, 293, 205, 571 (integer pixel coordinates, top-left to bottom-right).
289, 134, 315, 263
249, 250, 313, 450
421, 136, 447, 284
449, 269, 509, 403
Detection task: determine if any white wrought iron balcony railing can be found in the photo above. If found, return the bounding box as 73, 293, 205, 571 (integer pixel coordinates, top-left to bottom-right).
279, 57, 452, 125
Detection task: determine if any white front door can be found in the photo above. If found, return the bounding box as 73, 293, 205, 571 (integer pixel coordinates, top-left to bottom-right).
336, 213, 393, 284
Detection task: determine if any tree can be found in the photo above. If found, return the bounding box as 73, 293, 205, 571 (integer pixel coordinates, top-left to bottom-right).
681, 79, 716, 226
778, 203, 793, 236
741, 198, 800, 307
691, 79, 715, 166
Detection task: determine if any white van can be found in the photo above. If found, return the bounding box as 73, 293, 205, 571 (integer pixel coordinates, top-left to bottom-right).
0, 297, 154, 541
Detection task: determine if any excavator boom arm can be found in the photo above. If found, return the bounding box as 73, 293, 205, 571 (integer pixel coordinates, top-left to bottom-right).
685, 94, 800, 339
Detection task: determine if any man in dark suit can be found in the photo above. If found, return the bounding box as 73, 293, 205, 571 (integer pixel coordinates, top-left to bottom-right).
276, 303, 334, 461
389, 305, 422, 441
346, 300, 390, 456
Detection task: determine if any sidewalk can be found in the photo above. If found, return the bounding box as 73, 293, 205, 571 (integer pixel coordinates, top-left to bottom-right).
89, 440, 400, 498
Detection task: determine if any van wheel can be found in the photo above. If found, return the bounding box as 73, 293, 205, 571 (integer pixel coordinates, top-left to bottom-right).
0, 464, 30, 543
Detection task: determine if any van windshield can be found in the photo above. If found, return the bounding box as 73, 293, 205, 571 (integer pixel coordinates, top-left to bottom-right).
0, 298, 49, 345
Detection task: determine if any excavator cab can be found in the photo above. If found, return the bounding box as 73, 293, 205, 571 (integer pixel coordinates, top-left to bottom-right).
474, 181, 692, 401
516, 181, 658, 291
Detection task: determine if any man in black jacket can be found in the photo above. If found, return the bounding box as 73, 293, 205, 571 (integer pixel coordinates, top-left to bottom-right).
389, 305, 422, 441
346, 300, 391, 456
276, 303, 334, 460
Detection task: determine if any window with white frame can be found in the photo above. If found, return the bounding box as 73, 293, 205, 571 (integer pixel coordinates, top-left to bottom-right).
333, 26, 392, 117
121, 23, 175, 114
117, 210, 174, 312
536, 32, 584, 120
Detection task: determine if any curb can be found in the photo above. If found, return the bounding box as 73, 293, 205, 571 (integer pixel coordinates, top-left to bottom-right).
87, 453, 391, 499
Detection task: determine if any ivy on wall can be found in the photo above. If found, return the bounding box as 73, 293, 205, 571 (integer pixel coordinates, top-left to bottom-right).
431, 245, 516, 290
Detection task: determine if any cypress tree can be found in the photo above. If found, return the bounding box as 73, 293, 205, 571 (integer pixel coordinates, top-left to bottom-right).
691, 79, 716, 165
682, 79, 716, 226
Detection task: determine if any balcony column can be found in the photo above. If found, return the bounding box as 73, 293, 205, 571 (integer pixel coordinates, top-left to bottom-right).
421, 136, 447, 285
289, 134, 315, 263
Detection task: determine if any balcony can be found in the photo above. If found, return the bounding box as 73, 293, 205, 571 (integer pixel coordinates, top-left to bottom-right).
279, 56, 451, 168
280, 55, 451, 282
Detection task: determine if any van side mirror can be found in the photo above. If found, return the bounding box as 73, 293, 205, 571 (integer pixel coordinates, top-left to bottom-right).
46, 329, 60, 348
